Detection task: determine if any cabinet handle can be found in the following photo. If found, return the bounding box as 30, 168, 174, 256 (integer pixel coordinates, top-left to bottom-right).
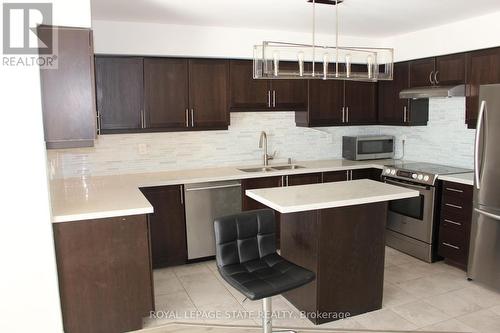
346, 170, 349, 181
267, 91, 271, 108
342, 107, 345, 123
346, 106, 349, 123
446, 187, 463, 193
96, 111, 101, 135
445, 203, 463, 209
272, 90, 276, 108
444, 219, 462, 226
191, 109, 194, 127
185, 109, 189, 127
179, 185, 184, 205
434, 71, 440, 85
140, 109, 146, 128
403, 106, 407, 123
442, 242, 460, 250
429, 71, 435, 85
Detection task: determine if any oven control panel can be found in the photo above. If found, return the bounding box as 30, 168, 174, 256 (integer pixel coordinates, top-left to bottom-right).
383, 167, 435, 185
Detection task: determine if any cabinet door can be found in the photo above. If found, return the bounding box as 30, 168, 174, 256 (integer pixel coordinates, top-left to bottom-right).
229, 60, 270, 111
345, 81, 377, 125
435, 53, 466, 86
287, 173, 322, 186
53, 215, 153, 333
271, 62, 308, 111
322, 171, 348, 183
466, 48, 500, 128
305, 79, 344, 126
144, 58, 189, 129
140, 186, 187, 268
378, 62, 410, 125
189, 59, 230, 129
410, 58, 436, 87
242, 177, 282, 247
96, 57, 144, 133
38, 27, 96, 148
352, 168, 382, 181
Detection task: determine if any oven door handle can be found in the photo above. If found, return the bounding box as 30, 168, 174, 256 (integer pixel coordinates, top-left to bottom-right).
384, 178, 429, 191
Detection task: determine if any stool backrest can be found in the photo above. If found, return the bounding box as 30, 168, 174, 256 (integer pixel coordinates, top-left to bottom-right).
214, 209, 276, 268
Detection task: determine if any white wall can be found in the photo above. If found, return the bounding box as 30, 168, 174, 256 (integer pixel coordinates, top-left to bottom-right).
92, 20, 383, 58
382, 10, 500, 61
0, 0, 91, 332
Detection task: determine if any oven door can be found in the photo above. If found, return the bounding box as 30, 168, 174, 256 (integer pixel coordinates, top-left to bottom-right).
384, 178, 436, 243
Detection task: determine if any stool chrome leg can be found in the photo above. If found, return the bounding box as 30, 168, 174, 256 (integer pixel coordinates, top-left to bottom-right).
261, 297, 296, 333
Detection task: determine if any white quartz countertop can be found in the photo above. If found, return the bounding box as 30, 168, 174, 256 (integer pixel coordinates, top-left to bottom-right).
50, 159, 398, 223
245, 179, 419, 213
438, 172, 474, 186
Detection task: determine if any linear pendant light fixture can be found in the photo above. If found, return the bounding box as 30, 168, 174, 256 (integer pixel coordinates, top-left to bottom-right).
253, 0, 394, 82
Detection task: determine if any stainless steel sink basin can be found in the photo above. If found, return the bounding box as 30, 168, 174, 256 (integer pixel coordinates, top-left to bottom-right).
271, 165, 306, 170
238, 167, 276, 173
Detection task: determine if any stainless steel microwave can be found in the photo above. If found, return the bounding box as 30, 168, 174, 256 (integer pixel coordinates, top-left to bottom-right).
342, 135, 395, 160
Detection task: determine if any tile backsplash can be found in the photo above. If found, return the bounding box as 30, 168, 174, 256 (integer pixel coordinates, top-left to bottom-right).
47, 97, 475, 179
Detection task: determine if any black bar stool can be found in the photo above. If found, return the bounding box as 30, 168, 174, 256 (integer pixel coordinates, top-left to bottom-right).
214, 209, 315, 333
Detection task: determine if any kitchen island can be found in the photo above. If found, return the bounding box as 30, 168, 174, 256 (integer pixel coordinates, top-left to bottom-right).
246, 179, 419, 324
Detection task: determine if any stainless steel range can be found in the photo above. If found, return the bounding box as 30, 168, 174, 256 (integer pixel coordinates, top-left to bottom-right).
382, 162, 471, 262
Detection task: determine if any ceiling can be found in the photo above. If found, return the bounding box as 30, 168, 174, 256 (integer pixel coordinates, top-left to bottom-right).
91, 0, 500, 37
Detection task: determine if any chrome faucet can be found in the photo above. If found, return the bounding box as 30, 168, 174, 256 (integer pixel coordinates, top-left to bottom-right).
259, 131, 275, 166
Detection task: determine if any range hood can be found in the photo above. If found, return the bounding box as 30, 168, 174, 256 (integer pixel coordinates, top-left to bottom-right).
399, 85, 466, 99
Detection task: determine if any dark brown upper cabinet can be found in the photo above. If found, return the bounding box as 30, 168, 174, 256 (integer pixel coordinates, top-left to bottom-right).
144, 58, 189, 129
229, 60, 271, 111
188, 59, 230, 129
229, 60, 307, 112
96, 57, 144, 133
410, 57, 436, 87
378, 62, 410, 125
410, 54, 465, 87
296, 78, 376, 127
39, 26, 96, 148
466, 47, 500, 129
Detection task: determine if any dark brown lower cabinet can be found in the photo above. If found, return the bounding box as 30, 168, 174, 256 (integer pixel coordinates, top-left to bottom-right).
438, 181, 473, 270
242, 176, 282, 246
352, 168, 382, 181
53, 215, 154, 333
287, 173, 322, 186
323, 168, 382, 183
140, 186, 187, 268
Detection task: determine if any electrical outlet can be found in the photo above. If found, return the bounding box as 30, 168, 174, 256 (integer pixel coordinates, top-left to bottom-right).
138, 143, 148, 155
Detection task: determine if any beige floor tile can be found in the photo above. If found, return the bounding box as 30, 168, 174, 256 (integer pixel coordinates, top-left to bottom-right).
452, 285, 500, 308
391, 300, 452, 327
173, 262, 212, 278
315, 317, 366, 330
354, 308, 418, 330
457, 309, 500, 333
418, 318, 478, 332
422, 289, 483, 317
490, 305, 500, 316
395, 271, 469, 298
385, 247, 422, 266
180, 273, 238, 307
155, 291, 197, 314
383, 282, 419, 308
154, 276, 185, 296
384, 265, 427, 284
154, 267, 177, 282
204, 260, 218, 273
196, 298, 250, 324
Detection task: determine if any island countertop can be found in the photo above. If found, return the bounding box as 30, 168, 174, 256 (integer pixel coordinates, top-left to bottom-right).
245, 179, 419, 213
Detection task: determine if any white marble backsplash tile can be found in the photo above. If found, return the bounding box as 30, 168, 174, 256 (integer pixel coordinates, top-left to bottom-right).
47, 97, 475, 179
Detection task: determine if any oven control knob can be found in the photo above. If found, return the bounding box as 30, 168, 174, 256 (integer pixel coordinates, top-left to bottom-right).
423, 175, 430, 182
417, 174, 424, 180
385, 169, 391, 174
412, 173, 418, 179
390, 169, 396, 175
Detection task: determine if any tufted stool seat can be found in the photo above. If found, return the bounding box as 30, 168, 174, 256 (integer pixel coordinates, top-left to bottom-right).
214, 209, 315, 333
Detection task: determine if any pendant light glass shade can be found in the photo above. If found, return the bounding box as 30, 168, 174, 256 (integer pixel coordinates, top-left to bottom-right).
253, 41, 394, 82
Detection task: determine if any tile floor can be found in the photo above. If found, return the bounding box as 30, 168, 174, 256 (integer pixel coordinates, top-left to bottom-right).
143, 247, 500, 333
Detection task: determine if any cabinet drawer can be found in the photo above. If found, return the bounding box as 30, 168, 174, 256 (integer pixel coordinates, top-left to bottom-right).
442, 181, 473, 201
440, 215, 467, 234
438, 227, 468, 265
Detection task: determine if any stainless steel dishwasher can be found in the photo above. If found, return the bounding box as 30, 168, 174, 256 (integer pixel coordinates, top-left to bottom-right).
184, 180, 242, 260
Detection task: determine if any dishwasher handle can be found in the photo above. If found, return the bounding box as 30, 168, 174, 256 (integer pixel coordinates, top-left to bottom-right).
185, 183, 242, 192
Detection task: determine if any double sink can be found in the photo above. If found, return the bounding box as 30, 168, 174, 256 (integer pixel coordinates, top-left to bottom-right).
238, 165, 305, 173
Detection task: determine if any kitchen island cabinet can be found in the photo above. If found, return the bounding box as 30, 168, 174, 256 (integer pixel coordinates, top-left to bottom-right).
53, 215, 154, 333
246, 179, 418, 324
